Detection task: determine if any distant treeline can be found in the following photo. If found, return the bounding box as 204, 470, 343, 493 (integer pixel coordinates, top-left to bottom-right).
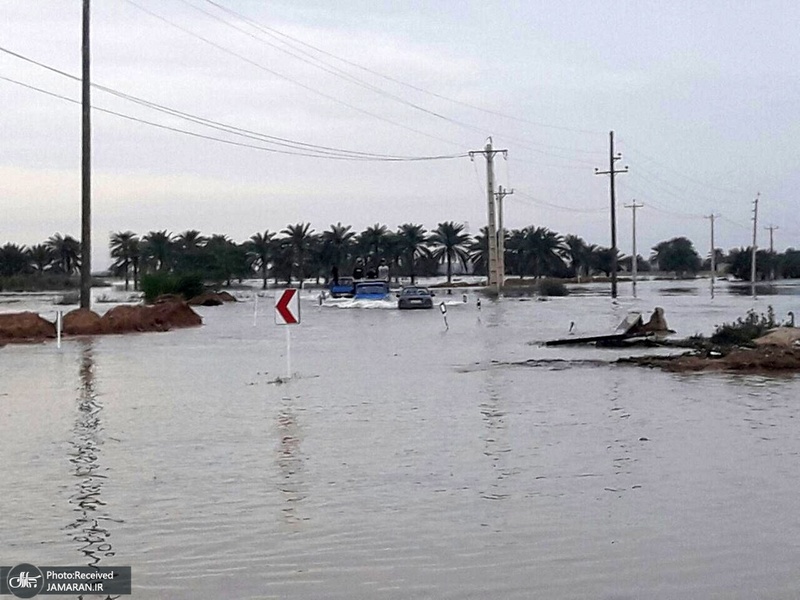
2, 224, 799, 291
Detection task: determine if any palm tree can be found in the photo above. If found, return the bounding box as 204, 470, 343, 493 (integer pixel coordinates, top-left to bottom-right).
109, 231, 139, 290
396, 223, 430, 284
174, 229, 208, 273
508, 227, 566, 278
46, 233, 81, 275
321, 222, 355, 276
281, 222, 315, 285
429, 221, 471, 284
468, 227, 490, 277
142, 229, 174, 271
357, 223, 389, 267
27, 244, 53, 275
0, 243, 30, 276
246, 230, 276, 289
564, 234, 591, 280
528, 227, 567, 278
175, 230, 207, 252
142, 230, 174, 272
206, 234, 246, 287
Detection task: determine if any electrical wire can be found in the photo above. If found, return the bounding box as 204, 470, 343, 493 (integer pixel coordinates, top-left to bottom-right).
0, 45, 468, 161
203, 0, 608, 137
131, 0, 607, 167
123, 0, 468, 149
0, 73, 467, 162
514, 190, 606, 214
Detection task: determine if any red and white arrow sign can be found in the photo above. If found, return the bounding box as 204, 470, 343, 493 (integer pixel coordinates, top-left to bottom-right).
275, 288, 300, 325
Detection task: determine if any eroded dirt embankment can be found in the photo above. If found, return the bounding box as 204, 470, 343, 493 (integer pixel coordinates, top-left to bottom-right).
620, 345, 800, 374
0, 300, 202, 345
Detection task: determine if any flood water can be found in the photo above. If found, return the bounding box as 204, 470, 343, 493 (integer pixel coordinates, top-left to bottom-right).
2, 279, 800, 599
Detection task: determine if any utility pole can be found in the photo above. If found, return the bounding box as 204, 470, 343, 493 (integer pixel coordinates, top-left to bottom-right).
750, 193, 759, 295
495, 186, 514, 293
705, 213, 720, 283
624, 201, 643, 297
80, 0, 92, 309
469, 138, 507, 294
595, 131, 628, 298
765, 224, 778, 280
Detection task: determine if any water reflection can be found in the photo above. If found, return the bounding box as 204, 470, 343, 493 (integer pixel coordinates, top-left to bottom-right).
275, 396, 307, 525
66, 340, 120, 589
479, 303, 513, 503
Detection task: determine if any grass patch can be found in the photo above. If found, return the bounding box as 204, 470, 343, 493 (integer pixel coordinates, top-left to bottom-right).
710, 306, 776, 346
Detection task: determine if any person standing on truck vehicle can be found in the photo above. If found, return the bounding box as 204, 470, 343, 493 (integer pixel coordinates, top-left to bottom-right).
352, 258, 364, 280
378, 259, 389, 281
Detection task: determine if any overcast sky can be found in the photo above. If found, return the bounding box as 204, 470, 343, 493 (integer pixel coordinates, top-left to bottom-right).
2, 0, 799, 269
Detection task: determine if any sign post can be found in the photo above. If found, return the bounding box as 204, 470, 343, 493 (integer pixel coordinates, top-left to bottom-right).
275, 288, 300, 379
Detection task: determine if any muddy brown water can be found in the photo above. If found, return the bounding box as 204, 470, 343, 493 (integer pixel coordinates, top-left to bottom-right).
2, 279, 799, 598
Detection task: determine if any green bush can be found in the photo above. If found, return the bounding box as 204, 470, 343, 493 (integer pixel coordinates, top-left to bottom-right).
175, 273, 204, 300
141, 272, 204, 302
710, 306, 775, 346
536, 278, 569, 297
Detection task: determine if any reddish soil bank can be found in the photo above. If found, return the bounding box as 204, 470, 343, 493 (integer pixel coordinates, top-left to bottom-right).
0, 312, 56, 343
0, 301, 202, 344
188, 291, 237, 306
620, 346, 800, 374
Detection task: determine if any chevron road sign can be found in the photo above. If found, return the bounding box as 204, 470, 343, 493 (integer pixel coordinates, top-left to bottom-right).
275, 288, 300, 325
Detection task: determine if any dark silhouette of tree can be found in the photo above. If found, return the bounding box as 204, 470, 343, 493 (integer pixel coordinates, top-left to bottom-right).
727, 247, 770, 281
507, 226, 566, 278
46, 233, 81, 275
246, 231, 276, 290
174, 230, 208, 274
651, 237, 701, 277
142, 230, 174, 272
109, 231, 139, 291
0, 243, 30, 276
430, 221, 470, 283
592, 246, 619, 277
396, 223, 430, 284
281, 222, 316, 285
27, 244, 53, 275
564, 234, 592, 279
321, 222, 355, 277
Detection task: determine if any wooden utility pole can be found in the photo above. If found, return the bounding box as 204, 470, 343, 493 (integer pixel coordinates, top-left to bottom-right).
765, 224, 778, 280
80, 0, 92, 309
469, 139, 507, 294
705, 213, 720, 283
495, 185, 514, 293
595, 131, 628, 298
624, 201, 643, 297
750, 193, 759, 295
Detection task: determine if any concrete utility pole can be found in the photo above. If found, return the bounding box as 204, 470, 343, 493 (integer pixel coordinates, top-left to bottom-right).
750, 193, 759, 295
705, 213, 720, 282
624, 201, 643, 298
80, 0, 92, 309
595, 131, 628, 299
495, 186, 514, 293
469, 138, 507, 294
765, 224, 778, 280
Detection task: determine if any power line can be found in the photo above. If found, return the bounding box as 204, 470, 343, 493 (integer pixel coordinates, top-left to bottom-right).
514, 190, 605, 214
0, 45, 469, 161
203, 0, 608, 136
134, 0, 608, 165
123, 0, 466, 149
0, 74, 467, 162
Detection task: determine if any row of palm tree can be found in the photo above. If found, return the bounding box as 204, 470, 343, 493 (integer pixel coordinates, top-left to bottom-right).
0, 234, 81, 277
102, 222, 624, 290
11, 223, 745, 291
106, 222, 477, 290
